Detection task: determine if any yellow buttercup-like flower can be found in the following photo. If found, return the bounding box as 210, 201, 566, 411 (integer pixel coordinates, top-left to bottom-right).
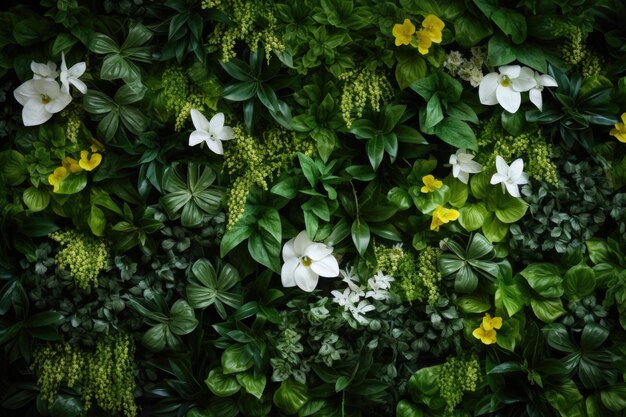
48, 167, 68, 192
392, 19, 416, 46
473, 313, 503, 345
610, 112, 626, 143
62, 156, 83, 173
473, 325, 497, 345
430, 205, 459, 231
414, 15, 444, 55
482, 313, 503, 331
421, 174, 443, 193
90, 137, 106, 152
79, 150, 102, 171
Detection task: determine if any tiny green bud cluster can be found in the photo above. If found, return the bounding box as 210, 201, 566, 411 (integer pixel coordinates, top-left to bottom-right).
50, 229, 108, 290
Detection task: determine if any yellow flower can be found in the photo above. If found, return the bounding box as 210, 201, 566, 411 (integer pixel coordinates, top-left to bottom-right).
482, 313, 503, 331
473, 325, 497, 345
62, 156, 83, 173
610, 112, 626, 143
414, 15, 444, 55
473, 313, 503, 345
421, 174, 443, 193
79, 150, 102, 171
90, 137, 106, 152
430, 205, 459, 231
48, 167, 68, 192
421, 15, 444, 42
392, 19, 416, 46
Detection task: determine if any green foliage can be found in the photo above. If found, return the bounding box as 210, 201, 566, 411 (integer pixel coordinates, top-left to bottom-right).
49, 229, 108, 290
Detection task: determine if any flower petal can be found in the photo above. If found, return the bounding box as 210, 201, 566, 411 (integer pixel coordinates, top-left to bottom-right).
490, 173, 508, 185
499, 65, 521, 78
293, 231, 312, 255
509, 158, 524, 179
281, 258, 299, 287
496, 85, 521, 113
294, 266, 319, 292
189, 130, 209, 146
282, 238, 297, 261
71, 78, 88, 94
190, 109, 211, 132
537, 74, 558, 87
529, 88, 543, 111
462, 160, 483, 173
511, 76, 536, 92
495, 155, 508, 175
478, 73, 499, 105
22, 99, 52, 126
209, 112, 225, 132
457, 171, 469, 184
505, 182, 521, 198
304, 243, 333, 261
219, 126, 235, 141
206, 138, 224, 155
310, 255, 339, 277
69, 62, 86, 78
45, 93, 72, 113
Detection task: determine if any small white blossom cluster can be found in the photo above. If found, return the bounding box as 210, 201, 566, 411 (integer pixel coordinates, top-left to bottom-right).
13, 53, 86, 126
443, 47, 486, 87
331, 266, 394, 325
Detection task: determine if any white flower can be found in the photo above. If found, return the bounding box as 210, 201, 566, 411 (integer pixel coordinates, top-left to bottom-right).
339, 266, 365, 296
331, 287, 359, 311
13, 79, 72, 126
449, 149, 483, 184
31, 61, 58, 80
349, 300, 375, 324
490, 155, 529, 198
189, 109, 235, 155
281, 231, 339, 292
479, 65, 536, 113
60, 52, 87, 94
528, 71, 558, 111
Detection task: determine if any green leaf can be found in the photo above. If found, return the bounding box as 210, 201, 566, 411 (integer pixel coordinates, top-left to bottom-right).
495, 278, 528, 317
88, 205, 106, 236
169, 299, 198, 335
351, 219, 370, 256
459, 203, 489, 231
249, 227, 281, 272
20, 217, 59, 237
395, 49, 427, 89
487, 190, 528, 224
83, 91, 116, 114
521, 263, 563, 298
236, 372, 266, 400
142, 323, 167, 351
580, 323, 609, 351
273, 380, 309, 415
531, 298, 566, 323
50, 394, 82, 417
23, 186, 50, 212
0, 150, 27, 186
600, 384, 626, 412
563, 264, 596, 301
457, 294, 491, 313
396, 400, 424, 417
453, 13, 492, 48
455, 265, 479, 293
433, 117, 478, 150
367, 136, 385, 170
55, 173, 88, 195
114, 82, 146, 105
101, 54, 137, 81
205, 368, 240, 397
222, 344, 253, 374
487, 33, 516, 67
220, 221, 252, 257
223, 82, 257, 101
89, 33, 119, 54
387, 187, 412, 210
424, 95, 444, 130
482, 215, 508, 242
97, 111, 120, 141
491, 9, 527, 44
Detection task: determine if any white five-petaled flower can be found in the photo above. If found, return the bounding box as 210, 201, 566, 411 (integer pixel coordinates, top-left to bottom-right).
350, 300, 376, 324
13, 79, 72, 126
490, 155, 529, 198
449, 149, 483, 184
528, 71, 558, 111
281, 231, 340, 292
31, 61, 58, 80
189, 109, 235, 155
479, 65, 536, 113
60, 52, 87, 94
331, 287, 359, 311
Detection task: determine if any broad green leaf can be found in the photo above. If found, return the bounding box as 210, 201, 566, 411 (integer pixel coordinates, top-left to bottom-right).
220, 220, 252, 257
487, 33, 516, 67
142, 323, 167, 351
55, 173, 88, 195
457, 294, 491, 313
482, 215, 508, 242
88, 205, 106, 236
433, 117, 478, 150
222, 344, 253, 374
249, 227, 281, 272
83, 91, 116, 114
454, 13, 492, 48
23, 186, 49, 212
600, 384, 626, 412
223, 82, 257, 101
491, 9, 527, 44
487, 190, 528, 224
495, 277, 528, 317
563, 264, 596, 301
169, 299, 198, 335
521, 263, 563, 298
351, 219, 370, 256
205, 368, 240, 397
236, 372, 266, 399
458, 203, 489, 231
273, 380, 309, 415
367, 136, 385, 170
580, 323, 609, 351
396, 400, 424, 417
395, 49, 427, 89
531, 298, 566, 323
424, 95, 444, 130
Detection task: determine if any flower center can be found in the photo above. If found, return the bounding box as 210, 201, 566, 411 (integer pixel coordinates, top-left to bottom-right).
300, 256, 312, 267
499, 75, 511, 87
40, 94, 51, 104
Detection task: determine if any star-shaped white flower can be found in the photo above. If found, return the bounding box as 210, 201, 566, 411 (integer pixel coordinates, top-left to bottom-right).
490, 155, 529, 198
60, 52, 87, 94
31, 61, 58, 80
281, 231, 339, 292
349, 300, 375, 324
449, 149, 483, 184
331, 287, 359, 311
13, 79, 72, 126
189, 109, 235, 155
528, 71, 558, 111
479, 65, 536, 113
